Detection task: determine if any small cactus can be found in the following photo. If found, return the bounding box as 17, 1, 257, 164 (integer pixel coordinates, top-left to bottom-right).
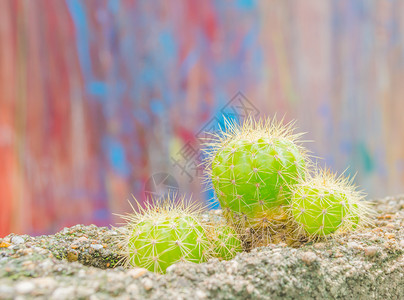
289, 168, 373, 238
117, 196, 212, 273
210, 223, 242, 260
203, 117, 309, 230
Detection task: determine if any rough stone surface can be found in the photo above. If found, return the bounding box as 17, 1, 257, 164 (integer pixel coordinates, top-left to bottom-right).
0, 195, 404, 299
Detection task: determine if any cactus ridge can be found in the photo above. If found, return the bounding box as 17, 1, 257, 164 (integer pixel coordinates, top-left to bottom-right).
202, 116, 310, 229
116, 195, 212, 274
289, 167, 374, 239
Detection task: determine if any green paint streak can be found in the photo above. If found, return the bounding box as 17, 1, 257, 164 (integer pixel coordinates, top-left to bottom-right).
358, 142, 374, 173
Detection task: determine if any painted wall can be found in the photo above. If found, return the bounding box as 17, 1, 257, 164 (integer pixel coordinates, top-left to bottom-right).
1, 0, 404, 236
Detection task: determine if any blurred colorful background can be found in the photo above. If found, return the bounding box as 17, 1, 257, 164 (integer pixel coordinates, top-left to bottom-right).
1, 0, 404, 236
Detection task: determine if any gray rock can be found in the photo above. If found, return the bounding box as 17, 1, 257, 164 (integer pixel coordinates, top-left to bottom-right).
32, 277, 57, 290
301, 251, 318, 265
364, 246, 378, 257
11, 236, 25, 245
15, 281, 35, 294
90, 244, 104, 251
347, 241, 363, 250
141, 278, 153, 291
51, 286, 76, 300
76, 286, 96, 298
0, 285, 14, 298
195, 290, 207, 299
126, 284, 139, 296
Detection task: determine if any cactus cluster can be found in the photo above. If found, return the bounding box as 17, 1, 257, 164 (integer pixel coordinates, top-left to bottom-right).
203, 117, 373, 247
116, 115, 373, 273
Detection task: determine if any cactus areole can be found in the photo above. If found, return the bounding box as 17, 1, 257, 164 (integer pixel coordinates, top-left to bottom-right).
208, 118, 307, 227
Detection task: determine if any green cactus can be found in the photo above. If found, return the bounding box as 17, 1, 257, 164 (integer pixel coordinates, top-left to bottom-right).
117, 196, 212, 274
290, 168, 373, 238
210, 223, 242, 260
204, 117, 308, 230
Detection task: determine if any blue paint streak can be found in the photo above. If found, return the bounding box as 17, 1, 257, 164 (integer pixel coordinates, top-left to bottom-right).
108, 0, 120, 13
66, 0, 92, 80
103, 136, 131, 176
159, 31, 177, 60
150, 99, 164, 115
88, 81, 107, 97
67, 1, 110, 102
236, 0, 255, 10
203, 189, 220, 209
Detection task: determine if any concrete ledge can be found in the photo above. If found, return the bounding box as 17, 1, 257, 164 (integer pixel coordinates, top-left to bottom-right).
0, 195, 403, 299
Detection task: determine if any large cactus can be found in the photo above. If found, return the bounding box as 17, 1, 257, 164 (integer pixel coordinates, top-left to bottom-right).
203, 117, 309, 232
